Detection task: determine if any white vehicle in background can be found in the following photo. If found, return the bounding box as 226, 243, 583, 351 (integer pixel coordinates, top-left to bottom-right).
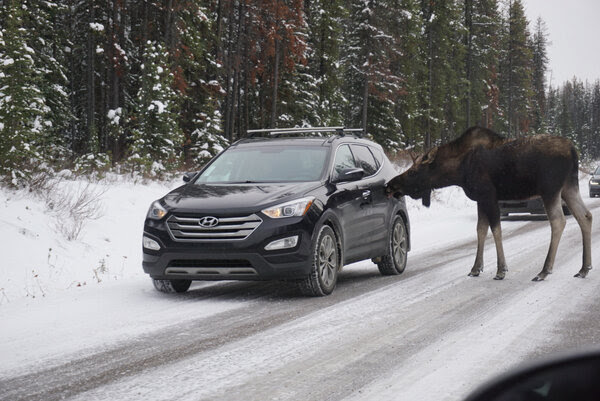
590, 166, 600, 197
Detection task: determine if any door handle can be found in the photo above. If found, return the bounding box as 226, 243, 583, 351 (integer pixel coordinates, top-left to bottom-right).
362, 190, 371, 199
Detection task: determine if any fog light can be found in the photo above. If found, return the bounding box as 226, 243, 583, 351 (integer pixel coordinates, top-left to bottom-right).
143, 236, 161, 251
265, 235, 299, 251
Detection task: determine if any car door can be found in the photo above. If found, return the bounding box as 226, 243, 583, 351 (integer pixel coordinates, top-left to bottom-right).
350, 144, 388, 254
328, 144, 373, 262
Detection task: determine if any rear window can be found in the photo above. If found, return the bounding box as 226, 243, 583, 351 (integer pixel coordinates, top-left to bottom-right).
350, 145, 378, 176
369, 146, 384, 168
195, 145, 329, 183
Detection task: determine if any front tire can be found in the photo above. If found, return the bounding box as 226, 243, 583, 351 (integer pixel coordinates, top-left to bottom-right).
152, 278, 192, 293
298, 225, 339, 296
377, 215, 408, 275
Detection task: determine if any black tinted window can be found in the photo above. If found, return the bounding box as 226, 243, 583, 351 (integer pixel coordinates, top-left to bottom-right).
351, 145, 378, 176
370, 146, 384, 168
332, 145, 357, 178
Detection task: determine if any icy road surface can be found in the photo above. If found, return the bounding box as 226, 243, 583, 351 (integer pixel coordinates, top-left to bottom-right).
1, 189, 600, 401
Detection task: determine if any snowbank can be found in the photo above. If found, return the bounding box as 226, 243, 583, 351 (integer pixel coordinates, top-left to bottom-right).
0, 174, 180, 303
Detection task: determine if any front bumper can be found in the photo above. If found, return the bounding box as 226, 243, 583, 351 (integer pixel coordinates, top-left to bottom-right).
142, 214, 316, 281
590, 182, 600, 195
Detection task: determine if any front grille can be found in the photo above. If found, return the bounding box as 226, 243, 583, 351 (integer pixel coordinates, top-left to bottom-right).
166, 213, 262, 241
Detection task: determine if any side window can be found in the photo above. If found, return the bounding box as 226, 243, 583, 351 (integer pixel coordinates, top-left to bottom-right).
351, 145, 378, 176
369, 146, 384, 169
333, 145, 357, 178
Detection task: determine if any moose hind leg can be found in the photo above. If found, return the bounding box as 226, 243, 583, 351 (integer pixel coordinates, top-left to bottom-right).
469, 205, 489, 277
533, 195, 566, 281
562, 185, 593, 278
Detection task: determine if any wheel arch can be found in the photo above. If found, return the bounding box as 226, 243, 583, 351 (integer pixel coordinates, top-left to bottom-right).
314, 210, 345, 269
394, 205, 411, 252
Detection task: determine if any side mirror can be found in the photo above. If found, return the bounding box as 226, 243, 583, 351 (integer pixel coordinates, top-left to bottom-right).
464, 348, 600, 401
332, 168, 365, 183
182, 172, 197, 183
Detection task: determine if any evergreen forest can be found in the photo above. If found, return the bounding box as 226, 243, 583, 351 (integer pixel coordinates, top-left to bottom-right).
1, 0, 599, 184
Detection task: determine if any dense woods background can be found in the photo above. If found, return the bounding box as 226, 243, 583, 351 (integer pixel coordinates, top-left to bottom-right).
1, 0, 599, 184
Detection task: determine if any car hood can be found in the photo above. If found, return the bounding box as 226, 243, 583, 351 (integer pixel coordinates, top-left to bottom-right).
162, 182, 321, 214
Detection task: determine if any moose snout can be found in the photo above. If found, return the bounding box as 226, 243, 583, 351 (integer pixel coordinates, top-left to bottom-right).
384, 182, 403, 199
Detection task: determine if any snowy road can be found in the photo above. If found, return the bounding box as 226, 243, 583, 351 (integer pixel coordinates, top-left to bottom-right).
2, 196, 600, 401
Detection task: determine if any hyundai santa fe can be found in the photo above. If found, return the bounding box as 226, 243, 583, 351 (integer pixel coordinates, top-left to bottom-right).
142, 127, 410, 296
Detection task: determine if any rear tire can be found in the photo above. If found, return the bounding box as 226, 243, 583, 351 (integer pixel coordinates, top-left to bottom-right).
298, 225, 339, 296
152, 278, 192, 293
377, 215, 408, 275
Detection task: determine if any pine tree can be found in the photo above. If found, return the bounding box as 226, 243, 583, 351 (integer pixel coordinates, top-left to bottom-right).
545, 84, 560, 135
176, 1, 225, 167
272, 0, 317, 128
590, 82, 600, 159
465, 0, 502, 131
419, 0, 465, 147
391, 0, 426, 149
129, 41, 183, 175
530, 16, 549, 133
25, 1, 73, 158
499, 0, 533, 137
342, 0, 404, 146
0, 0, 50, 183
304, 0, 347, 126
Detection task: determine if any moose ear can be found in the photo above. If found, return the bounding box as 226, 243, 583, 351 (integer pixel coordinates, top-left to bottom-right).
422, 147, 438, 165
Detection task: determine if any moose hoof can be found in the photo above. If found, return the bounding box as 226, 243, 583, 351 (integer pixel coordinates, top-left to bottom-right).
574, 267, 591, 278
468, 272, 480, 277
532, 276, 545, 282
493, 274, 505, 280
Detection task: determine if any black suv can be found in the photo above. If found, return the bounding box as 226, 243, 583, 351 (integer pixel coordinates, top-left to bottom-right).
142, 127, 410, 296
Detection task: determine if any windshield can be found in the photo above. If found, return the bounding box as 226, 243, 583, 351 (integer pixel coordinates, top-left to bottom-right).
195, 145, 329, 184
595, 166, 600, 175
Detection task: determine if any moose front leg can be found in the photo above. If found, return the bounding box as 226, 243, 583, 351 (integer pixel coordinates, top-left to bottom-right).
481, 200, 508, 280
469, 205, 489, 277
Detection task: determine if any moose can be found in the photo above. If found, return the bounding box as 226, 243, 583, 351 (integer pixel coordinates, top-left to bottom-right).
386, 126, 592, 281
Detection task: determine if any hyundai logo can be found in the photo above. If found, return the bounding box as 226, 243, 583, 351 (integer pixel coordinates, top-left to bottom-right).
198, 216, 219, 228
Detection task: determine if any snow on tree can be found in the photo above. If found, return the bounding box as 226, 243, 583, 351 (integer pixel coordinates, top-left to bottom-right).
342, 0, 405, 147
530, 16, 549, 133
129, 41, 183, 176
0, 0, 51, 184
303, 0, 347, 126
498, 0, 533, 137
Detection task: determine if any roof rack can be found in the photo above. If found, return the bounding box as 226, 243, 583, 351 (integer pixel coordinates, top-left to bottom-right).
245, 126, 364, 138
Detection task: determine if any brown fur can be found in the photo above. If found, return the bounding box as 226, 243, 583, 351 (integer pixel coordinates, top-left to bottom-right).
386, 126, 592, 281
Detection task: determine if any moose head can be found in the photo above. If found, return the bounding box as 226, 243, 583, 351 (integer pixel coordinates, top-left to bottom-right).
385, 147, 441, 207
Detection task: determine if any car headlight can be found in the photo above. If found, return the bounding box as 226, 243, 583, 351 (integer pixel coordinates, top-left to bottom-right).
262, 197, 314, 218
147, 200, 168, 220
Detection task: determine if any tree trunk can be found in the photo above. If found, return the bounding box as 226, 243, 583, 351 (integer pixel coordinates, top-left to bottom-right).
270, 37, 280, 128
465, 0, 472, 128
86, 2, 96, 153
362, 76, 368, 133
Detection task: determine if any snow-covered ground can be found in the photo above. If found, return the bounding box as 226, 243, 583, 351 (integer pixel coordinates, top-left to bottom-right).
0, 174, 179, 303
1, 172, 599, 401
0, 172, 481, 305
